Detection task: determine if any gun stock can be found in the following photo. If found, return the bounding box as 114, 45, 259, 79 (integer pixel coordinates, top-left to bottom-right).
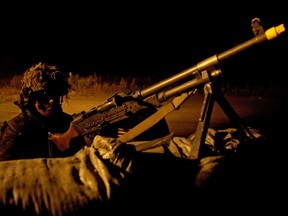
50, 22, 285, 149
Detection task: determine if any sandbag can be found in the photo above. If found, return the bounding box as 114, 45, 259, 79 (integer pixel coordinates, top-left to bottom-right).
0, 135, 134, 216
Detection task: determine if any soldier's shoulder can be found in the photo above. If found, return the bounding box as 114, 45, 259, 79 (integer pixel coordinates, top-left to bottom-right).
5, 113, 28, 132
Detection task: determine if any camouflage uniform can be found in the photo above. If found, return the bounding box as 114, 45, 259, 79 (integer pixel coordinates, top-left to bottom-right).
0, 62, 86, 161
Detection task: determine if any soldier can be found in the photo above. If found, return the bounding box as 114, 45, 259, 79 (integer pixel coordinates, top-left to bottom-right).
0, 62, 87, 161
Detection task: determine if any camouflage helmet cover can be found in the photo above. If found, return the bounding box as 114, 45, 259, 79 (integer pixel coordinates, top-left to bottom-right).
21, 62, 71, 99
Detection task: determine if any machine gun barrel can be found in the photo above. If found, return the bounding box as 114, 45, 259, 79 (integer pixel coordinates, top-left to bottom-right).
134, 23, 285, 100
73, 23, 285, 116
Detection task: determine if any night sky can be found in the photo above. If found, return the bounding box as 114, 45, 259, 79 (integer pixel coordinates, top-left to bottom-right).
1, 3, 287, 85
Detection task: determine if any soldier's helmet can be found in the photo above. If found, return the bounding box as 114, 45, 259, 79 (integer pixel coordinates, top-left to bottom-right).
21, 62, 71, 100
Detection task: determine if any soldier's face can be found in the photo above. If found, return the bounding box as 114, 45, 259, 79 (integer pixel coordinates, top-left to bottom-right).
35, 93, 62, 117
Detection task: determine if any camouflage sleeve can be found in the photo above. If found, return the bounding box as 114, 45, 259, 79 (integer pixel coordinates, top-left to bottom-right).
0, 113, 26, 161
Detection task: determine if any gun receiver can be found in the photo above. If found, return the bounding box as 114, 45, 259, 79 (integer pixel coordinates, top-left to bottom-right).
50, 22, 285, 151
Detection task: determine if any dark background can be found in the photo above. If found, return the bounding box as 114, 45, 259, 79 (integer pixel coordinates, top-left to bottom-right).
0, 3, 287, 85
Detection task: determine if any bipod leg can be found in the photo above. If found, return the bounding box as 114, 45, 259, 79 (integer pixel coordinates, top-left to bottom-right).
189, 83, 215, 159
213, 83, 256, 142
189, 81, 257, 159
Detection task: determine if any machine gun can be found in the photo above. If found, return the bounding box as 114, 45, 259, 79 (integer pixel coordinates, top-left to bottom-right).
50, 19, 285, 158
